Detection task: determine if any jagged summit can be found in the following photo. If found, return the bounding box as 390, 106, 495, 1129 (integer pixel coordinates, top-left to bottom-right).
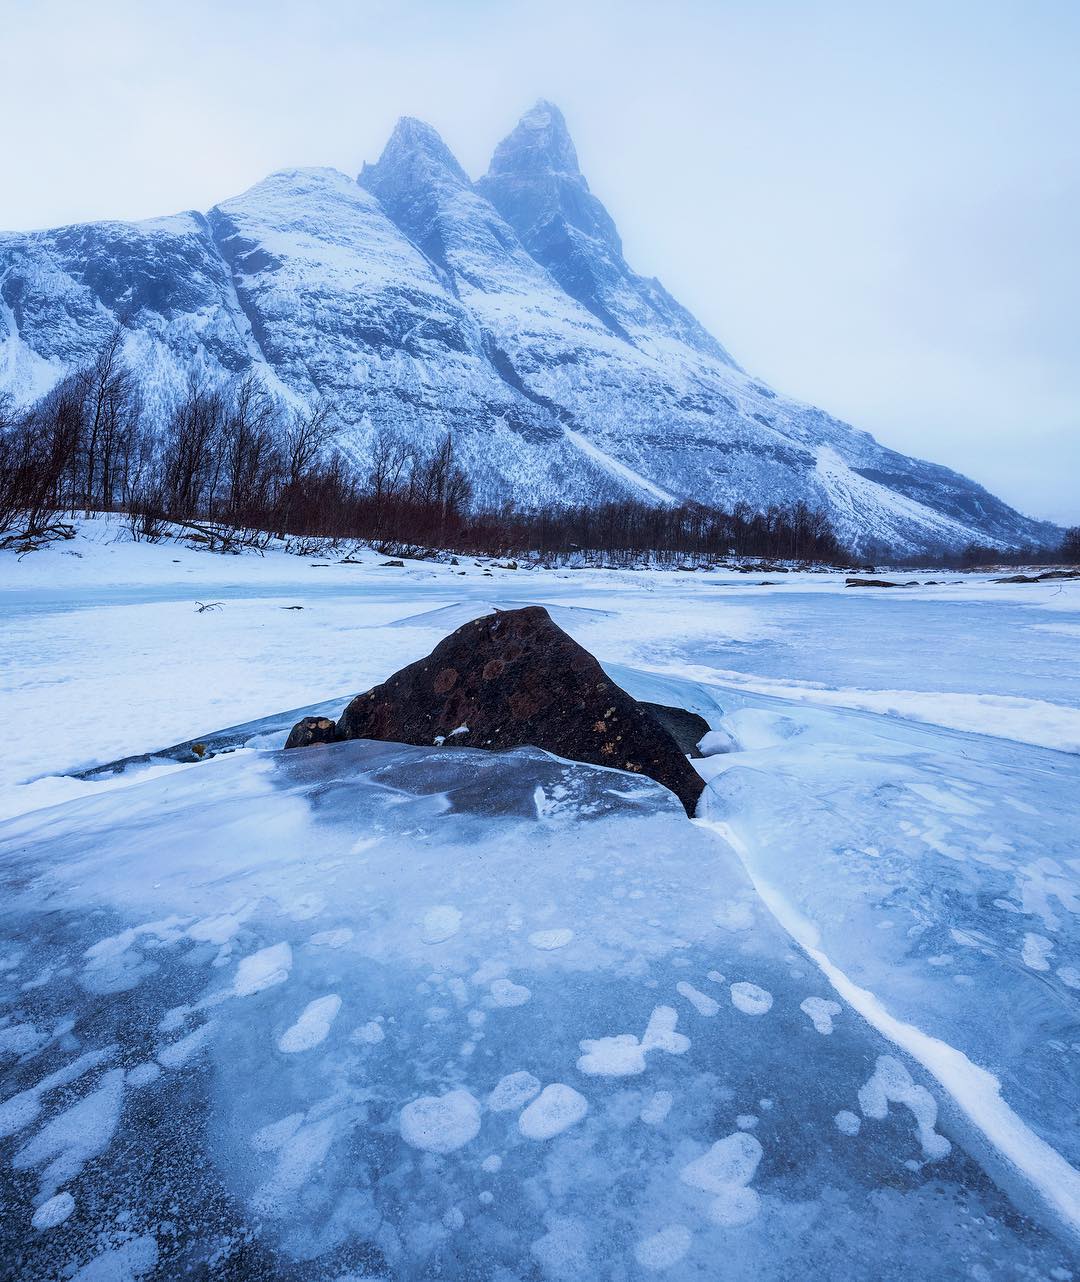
361, 117, 470, 190
486, 100, 583, 180
476, 103, 737, 365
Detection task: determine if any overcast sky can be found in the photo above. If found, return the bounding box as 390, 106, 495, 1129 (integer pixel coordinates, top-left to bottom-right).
2, 0, 1077, 525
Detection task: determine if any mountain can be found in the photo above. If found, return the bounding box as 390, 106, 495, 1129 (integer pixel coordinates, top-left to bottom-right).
0, 103, 1058, 554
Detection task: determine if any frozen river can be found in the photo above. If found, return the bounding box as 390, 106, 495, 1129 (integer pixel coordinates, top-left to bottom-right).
1, 523, 1078, 1280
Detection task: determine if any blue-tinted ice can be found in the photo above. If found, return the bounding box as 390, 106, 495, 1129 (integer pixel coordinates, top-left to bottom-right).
2, 727, 1077, 1279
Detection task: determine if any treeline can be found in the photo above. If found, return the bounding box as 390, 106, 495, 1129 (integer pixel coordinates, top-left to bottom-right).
1, 328, 847, 563
916, 534, 1080, 570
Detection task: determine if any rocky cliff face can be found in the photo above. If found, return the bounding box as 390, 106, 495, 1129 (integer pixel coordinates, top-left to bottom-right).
0, 104, 1058, 553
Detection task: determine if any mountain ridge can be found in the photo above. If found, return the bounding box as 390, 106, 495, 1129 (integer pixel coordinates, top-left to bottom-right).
0, 103, 1059, 554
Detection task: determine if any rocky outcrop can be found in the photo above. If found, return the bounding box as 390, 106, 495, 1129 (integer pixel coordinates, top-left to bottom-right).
283, 716, 338, 750
287, 606, 706, 816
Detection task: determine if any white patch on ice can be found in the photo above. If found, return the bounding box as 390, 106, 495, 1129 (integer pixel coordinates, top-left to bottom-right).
859, 1056, 951, 1160
680, 1132, 763, 1227
835, 1110, 861, 1136
157, 1021, 215, 1069
518, 1084, 588, 1140
277, 995, 341, 1053
251, 1116, 337, 1216
489, 978, 531, 1007
32, 1190, 75, 1229
0, 1049, 113, 1141
1059, 967, 1080, 989
70, 1235, 158, 1282
730, 982, 773, 1015
640, 1091, 673, 1126
188, 909, 249, 945
712, 901, 754, 931
800, 996, 842, 1035
577, 1005, 689, 1077
13, 1068, 125, 1199
634, 1224, 692, 1270
528, 929, 573, 950
0, 1022, 48, 1057
422, 906, 462, 944
308, 928, 353, 949
125, 1063, 161, 1088
352, 1020, 385, 1044
487, 1071, 541, 1112
736, 1114, 758, 1130
676, 982, 719, 1016
234, 942, 293, 997
706, 970, 725, 984
250, 1112, 304, 1152
400, 1089, 481, 1153
481, 1154, 503, 1173
1022, 933, 1053, 971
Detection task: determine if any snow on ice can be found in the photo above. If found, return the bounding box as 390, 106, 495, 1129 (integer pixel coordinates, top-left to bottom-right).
1, 525, 1079, 1279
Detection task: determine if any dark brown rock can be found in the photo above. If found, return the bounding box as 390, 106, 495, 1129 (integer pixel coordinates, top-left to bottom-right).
284, 716, 338, 750
315, 606, 705, 816
639, 702, 711, 758
845, 577, 905, 588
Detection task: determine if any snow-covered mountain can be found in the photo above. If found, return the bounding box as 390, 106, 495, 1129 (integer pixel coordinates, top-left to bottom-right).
0, 102, 1057, 553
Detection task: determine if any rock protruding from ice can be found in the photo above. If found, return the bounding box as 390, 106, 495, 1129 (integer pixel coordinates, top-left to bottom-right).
283, 716, 337, 750
317, 606, 705, 816
400, 1089, 482, 1153
518, 1083, 588, 1140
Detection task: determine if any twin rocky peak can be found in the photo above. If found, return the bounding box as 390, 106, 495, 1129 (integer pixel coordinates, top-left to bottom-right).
0, 102, 1057, 553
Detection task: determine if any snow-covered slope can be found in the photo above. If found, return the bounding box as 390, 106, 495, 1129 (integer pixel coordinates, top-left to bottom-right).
0, 105, 1059, 553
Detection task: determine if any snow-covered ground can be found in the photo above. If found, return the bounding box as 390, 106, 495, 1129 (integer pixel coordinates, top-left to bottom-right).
1, 520, 1079, 1280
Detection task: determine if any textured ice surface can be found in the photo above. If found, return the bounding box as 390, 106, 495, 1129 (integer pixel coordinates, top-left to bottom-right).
6, 574, 1077, 1282
1, 705, 1078, 1277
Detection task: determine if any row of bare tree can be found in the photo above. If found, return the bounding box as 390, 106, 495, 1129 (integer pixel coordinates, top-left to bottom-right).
2, 329, 853, 562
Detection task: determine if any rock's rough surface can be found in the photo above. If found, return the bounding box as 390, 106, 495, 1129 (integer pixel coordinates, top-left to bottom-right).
283, 716, 338, 750
639, 702, 711, 758
293, 606, 705, 816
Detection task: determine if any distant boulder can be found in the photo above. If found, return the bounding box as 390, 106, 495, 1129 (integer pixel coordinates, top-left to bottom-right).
287, 606, 706, 816
845, 577, 905, 588
284, 716, 338, 750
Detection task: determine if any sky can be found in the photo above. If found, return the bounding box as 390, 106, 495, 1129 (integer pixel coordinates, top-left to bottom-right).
1, 0, 1077, 526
